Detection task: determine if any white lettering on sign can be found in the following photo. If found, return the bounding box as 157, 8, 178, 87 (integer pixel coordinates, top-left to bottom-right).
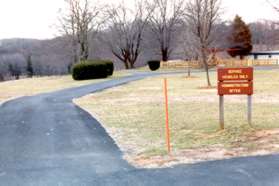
228, 70, 242, 74
229, 89, 241, 93
221, 84, 249, 88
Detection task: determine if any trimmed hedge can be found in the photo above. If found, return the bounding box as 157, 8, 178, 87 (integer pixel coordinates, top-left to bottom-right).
72, 60, 114, 80
105, 61, 114, 76
87, 60, 114, 76
147, 60, 160, 71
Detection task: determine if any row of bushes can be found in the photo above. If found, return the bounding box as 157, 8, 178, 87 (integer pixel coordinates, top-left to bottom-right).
72, 60, 114, 80
72, 59, 161, 80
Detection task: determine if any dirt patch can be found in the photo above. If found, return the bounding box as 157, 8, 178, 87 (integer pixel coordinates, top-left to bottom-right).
125, 129, 279, 169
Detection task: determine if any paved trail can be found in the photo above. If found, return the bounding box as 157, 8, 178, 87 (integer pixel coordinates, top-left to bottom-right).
0, 72, 279, 186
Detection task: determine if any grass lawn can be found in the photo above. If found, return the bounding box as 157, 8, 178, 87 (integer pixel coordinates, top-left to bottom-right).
0, 71, 129, 103
75, 69, 279, 168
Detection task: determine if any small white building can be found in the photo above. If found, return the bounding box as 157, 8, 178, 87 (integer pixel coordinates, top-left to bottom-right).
248, 51, 279, 62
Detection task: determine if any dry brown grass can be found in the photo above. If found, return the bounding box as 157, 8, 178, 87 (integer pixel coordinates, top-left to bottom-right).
0, 71, 129, 103
75, 70, 279, 168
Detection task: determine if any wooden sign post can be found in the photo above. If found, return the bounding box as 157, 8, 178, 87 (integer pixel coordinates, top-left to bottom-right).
217, 67, 254, 129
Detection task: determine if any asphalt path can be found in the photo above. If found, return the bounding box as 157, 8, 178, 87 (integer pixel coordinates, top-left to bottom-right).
0, 71, 279, 186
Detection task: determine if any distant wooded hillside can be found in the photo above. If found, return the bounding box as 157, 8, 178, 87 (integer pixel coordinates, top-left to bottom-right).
0, 20, 278, 81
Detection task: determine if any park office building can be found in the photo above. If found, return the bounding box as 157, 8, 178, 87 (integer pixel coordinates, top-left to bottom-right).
248, 51, 279, 63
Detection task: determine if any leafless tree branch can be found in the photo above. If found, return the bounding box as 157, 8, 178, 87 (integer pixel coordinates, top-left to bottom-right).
146, 0, 185, 61
58, 0, 104, 63
104, 0, 153, 69
185, 0, 221, 86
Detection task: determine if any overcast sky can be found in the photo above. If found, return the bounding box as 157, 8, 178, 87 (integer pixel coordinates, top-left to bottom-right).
0, 0, 277, 40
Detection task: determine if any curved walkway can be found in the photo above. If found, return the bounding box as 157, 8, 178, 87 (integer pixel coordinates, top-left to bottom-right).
0, 72, 279, 186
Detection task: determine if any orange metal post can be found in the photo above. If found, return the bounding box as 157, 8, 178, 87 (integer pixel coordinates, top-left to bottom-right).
164, 78, 171, 154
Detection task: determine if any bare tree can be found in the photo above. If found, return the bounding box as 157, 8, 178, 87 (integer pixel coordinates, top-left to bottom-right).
181, 29, 200, 77
146, 0, 185, 62
250, 20, 279, 51
182, 28, 200, 61
105, 1, 153, 69
185, 0, 221, 87
58, 0, 103, 63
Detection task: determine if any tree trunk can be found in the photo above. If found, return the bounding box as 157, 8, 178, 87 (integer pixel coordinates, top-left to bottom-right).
71, 39, 79, 64
130, 63, 135, 69
74, 53, 79, 64
124, 60, 130, 69
0, 74, 4, 82
187, 61, 191, 77
201, 51, 212, 87
80, 43, 85, 61
72, 47, 79, 64
129, 59, 136, 69
80, 42, 89, 61
162, 48, 169, 62
205, 64, 211, 87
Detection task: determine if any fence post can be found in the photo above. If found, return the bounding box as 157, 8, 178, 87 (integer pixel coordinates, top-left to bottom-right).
248, 95, 252, 126
219, 95, 225, 130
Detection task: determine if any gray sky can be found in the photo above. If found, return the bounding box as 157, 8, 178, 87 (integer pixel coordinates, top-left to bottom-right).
222, 0, 276, 22
0, 0, 277, 40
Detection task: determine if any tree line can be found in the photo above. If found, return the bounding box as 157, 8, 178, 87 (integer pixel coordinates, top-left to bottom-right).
57, 0, 251, 86
0, 0, 279, 84
59, 0, 221, 69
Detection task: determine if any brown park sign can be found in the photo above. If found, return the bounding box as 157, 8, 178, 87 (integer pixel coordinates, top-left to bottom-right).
218, 67, 254, 96
218, 67, 253, 82
217, 67, 254, 129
